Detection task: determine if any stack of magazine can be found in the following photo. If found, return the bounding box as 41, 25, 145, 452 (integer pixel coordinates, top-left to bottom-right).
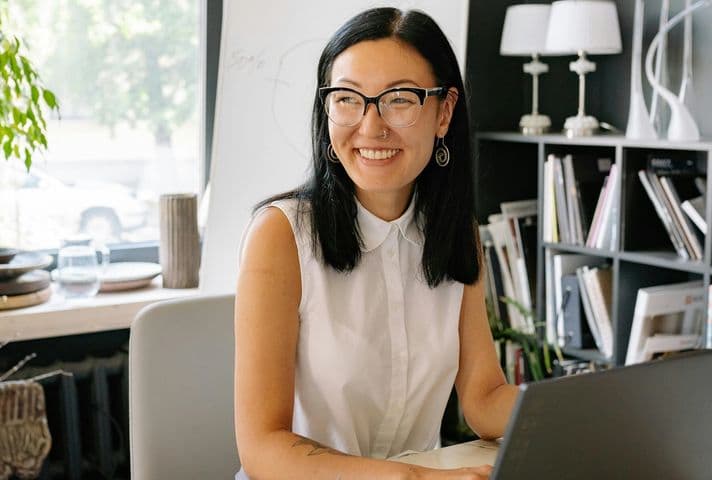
543, 153, 618, 250
543, 252, 613, 357
481, 200, 538, 384
625, 281, 704, 365
638, 154, 706, 260
483, 199, 538, 335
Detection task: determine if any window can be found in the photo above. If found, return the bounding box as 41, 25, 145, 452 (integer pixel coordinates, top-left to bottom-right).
2, 0, 206, 253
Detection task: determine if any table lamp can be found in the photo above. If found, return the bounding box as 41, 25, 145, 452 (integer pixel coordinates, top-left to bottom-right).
545, 0, 622, 137
500, 4, 552, 135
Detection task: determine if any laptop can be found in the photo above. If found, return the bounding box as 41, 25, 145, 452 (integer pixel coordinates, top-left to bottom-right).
491, 350, 712, 479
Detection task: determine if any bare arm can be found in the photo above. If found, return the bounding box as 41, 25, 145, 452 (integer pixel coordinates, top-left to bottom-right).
235, 208, 494, 480
454, 257, 519, 440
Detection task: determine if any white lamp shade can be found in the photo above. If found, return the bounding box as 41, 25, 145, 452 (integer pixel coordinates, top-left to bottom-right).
545, 0, 622, 55
500, 4, 552, 56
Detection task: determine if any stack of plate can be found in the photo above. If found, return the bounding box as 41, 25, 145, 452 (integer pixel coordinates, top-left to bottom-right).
0, 249, 53, 310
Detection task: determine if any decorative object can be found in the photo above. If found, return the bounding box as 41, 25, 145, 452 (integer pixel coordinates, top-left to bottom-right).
499, 4, 552, 135
649, 0, 671, 135
679, 0, 697, 118
0, 381, 52, 478
0, 10, 58, 170
625, 0, 658, 140
159, 193, 200, 288
645, 0, 710, 142
545, 0, 622, 137
99, 262, 162, 292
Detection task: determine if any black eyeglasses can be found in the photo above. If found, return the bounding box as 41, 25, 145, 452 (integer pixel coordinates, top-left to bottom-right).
318, 86, 447, 128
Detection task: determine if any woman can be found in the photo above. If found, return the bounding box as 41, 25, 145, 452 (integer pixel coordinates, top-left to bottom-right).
234, 8, 518, 480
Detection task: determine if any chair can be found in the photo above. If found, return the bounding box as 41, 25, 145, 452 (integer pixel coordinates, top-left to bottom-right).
129, 294, 240, 479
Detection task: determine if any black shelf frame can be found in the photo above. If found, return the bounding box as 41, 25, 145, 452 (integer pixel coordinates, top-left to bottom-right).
477, 132, 712, 366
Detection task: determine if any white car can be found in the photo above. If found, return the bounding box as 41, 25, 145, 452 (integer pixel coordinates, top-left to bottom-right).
0, 163, 149, 249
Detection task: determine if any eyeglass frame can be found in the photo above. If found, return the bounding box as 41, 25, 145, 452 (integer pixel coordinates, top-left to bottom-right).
318, 86, 448, 128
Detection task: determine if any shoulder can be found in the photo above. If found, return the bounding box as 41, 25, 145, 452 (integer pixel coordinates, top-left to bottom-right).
239, 205, 300, 272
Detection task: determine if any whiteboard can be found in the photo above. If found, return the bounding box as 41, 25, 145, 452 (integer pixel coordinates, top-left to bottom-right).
201, 0, 469, 294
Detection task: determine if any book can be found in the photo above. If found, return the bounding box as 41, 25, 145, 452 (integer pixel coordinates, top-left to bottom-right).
563, 155, 585, 245
560, 273, 595, 349
550, 253, 605, 347
593, 164, 619, 250
543, 157, 558, 243
575, 266, 604, 354
638, 169, 689, 259
647, 154, 704, 176
487, 217, 524, 332
552, 155, 571, 244
581, 265, 614, 358
585, 174, 609, 247
681, 195, 707, 234
659, 176, 703, 260
625, 280, 704, 365
500, 199, 538, 333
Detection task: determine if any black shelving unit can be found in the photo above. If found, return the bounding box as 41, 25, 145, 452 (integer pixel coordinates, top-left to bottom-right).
476, 132, 712, 366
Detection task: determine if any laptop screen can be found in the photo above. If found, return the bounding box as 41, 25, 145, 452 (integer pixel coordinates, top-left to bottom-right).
492, 350, 712, 480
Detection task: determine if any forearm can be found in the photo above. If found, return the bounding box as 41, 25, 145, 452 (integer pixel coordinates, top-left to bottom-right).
465, 383, 519, 440
242, 430, 418, 480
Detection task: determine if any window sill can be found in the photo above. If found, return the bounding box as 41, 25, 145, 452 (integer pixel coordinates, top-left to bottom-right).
0, 277, 199, 342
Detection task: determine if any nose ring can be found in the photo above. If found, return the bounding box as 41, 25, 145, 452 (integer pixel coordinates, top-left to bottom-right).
380, 129, 389, 140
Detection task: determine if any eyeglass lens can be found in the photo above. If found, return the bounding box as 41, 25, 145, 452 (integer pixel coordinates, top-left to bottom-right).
323, 90, 423, 128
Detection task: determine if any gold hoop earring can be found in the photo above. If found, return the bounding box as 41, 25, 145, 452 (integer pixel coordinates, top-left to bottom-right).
327, 144, 340, 163
435, 137, 450, 167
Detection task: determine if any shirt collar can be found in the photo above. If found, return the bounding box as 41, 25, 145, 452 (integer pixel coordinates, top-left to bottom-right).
355, 196, 424, 252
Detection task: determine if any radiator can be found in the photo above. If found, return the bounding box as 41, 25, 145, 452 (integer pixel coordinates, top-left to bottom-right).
13, 353, 130, 480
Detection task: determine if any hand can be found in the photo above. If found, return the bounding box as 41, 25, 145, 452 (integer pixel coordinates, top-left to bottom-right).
407, 464, 493, 479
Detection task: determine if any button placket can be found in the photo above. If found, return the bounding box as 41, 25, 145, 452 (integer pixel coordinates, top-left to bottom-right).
372, 228, 409, 458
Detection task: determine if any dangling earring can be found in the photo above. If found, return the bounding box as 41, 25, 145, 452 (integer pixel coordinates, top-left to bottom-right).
434, 136, 450, 167
327, 144, 340, 163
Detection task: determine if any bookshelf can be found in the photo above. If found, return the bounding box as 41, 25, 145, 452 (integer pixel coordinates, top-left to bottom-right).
475, 132, 712, 366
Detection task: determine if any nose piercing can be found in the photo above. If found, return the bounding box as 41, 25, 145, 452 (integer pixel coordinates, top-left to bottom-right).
380, 129, 389, 139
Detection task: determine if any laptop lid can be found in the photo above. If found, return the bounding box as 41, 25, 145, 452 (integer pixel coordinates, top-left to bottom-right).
492, 350, 712, 480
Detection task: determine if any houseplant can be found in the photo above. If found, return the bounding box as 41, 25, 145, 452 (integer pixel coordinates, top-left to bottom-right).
0, 7, 58, 171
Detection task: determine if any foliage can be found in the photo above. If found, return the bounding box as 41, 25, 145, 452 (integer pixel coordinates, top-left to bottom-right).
0, 5, 58, 170
9, 0, 198, 147
487, 296, 564, 382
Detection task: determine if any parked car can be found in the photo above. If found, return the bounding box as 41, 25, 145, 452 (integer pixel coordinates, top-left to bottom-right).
0, 163, 149, 249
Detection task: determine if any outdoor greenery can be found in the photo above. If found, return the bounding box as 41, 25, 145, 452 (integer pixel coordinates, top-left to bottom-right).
9, 0, 198, 148
0, 2, 58, 170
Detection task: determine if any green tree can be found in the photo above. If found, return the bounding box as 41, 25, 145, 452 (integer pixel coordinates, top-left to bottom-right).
11, 0, 198, 147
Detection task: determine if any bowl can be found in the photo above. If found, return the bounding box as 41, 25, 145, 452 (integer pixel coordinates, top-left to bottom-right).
0, 248, 20, 264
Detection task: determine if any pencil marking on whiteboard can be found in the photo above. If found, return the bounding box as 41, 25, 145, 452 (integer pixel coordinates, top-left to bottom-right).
227, 48, 266, 72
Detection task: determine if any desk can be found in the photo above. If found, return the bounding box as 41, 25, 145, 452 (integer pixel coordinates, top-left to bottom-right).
391, 440, 500, 469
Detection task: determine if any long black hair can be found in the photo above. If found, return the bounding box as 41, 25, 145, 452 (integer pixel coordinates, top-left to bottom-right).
257, 8, 480, 288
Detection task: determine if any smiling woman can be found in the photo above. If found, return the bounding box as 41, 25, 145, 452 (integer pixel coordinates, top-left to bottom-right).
234, 7, 518, 480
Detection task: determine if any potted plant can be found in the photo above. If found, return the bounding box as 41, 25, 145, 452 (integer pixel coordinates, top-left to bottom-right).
0, 7, 58, 171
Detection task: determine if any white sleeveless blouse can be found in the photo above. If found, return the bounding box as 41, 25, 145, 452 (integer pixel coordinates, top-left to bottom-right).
247, 197, 463, 460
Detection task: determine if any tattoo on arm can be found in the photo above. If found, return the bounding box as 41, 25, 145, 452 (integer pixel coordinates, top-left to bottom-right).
291, 435, 348, 457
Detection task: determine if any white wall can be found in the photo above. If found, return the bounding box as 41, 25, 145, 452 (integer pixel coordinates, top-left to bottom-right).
201, 0, 469, 294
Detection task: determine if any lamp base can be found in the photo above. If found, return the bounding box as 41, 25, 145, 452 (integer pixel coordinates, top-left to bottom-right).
563, 115, 599, 137
519, 113, 551, 135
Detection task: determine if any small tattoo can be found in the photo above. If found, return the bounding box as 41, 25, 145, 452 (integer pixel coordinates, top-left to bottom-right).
292, 435, 347, 456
